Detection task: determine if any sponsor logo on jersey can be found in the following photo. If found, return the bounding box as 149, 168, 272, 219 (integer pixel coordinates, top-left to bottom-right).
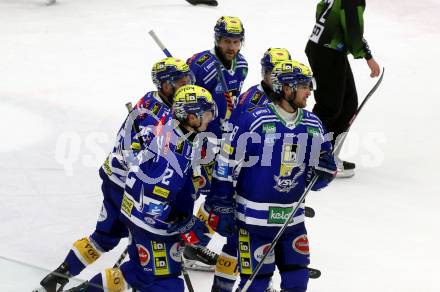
121, 195, 134, 216
153, 186, 170, 199
152, 241, 169, 276
253, 244, 275, 264
136, 244, 151, 266
215, 160, 229, 178
307, 126, 320, 136
262, 123, 276, 134
216, 254, 238, 276
292, 234, 309, 255
175, 139, 184, 155
268, 206, 294, 224
222, 143, 234, 155
196, 53, 211, 65
103, 156, 112, 176
130, 142, 141, 151
147, 202, 164, 216
169, 242, 183, 262
104, 268, 126, 291
250, 92, 263, 105
151, 102, 162, 116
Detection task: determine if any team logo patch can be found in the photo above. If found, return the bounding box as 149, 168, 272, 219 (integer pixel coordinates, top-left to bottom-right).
169, 242, 183, 262
137, 244, 150, 266
253, 244, 275, 264
196, 53, 211, 65
250, 92, 263, 105
292, 234, 309, 255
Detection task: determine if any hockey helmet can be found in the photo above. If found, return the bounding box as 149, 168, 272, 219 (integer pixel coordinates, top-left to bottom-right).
271, 60, 315, 94
151, 57, 195, 89
214, 16, 245, 43
173, 85, 218, 121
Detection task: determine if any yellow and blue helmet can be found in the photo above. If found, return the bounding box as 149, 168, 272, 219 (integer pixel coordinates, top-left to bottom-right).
270, 60, 315, 94
214, 16, 245, 43
260, 48, 292, 74
173, 85, 218, 121
151, 57, 195, 89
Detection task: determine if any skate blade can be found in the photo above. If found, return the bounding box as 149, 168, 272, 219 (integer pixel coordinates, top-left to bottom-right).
336, 169, 355, 178
184, 259, 215, 272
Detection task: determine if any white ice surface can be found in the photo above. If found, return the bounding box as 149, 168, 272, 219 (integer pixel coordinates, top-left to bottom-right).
1, 0, 440, 291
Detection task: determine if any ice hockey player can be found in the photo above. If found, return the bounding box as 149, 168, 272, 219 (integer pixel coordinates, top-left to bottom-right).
206, 60, 337, 291
183, 16, 248, 271
186, 0, 218, 6
305, 0, 381, 178
210, 47, 292, 291
62, 84, 217, 292
38, 57, 194, 292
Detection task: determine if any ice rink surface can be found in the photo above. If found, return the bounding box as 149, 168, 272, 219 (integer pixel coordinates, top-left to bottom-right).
1, 0, 440, 291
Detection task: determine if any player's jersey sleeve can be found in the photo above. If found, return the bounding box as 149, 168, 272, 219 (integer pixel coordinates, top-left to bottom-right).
302, 111, 336, 191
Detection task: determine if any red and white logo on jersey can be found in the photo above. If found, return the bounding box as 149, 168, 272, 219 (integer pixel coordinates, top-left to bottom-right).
181, 231, 200, 245
292, 234, 309, 255
136, 244, 150, 266
169, 242, 184, 262
254, 244, 275, 264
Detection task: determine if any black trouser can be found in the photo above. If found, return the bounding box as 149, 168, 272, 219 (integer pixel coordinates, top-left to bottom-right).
305, 41, 358, 145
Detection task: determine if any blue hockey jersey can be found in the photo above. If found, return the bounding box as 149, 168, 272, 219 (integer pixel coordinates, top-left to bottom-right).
211, 103, 335, 234
231, 83, 271, 121
187, 49, 248, 137
120, 113, 201, 241
100, 91, 171, 188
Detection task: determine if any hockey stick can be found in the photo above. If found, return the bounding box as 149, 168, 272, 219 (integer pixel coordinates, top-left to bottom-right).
241, 68, 385, 292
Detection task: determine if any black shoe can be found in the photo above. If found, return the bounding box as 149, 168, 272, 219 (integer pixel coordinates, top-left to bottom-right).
40, 262, 71, 292
336, 159, 355, 178
185, 0, 218, 6
184, 244, 218, 266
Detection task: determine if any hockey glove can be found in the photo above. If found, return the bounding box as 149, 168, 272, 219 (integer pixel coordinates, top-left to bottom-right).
312, 151, 337, 190
205, 199, 236, 237
167, 215, 211, 247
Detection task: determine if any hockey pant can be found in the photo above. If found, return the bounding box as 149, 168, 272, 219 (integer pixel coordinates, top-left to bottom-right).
237, 225, 310, 292
64, 177, 128, 276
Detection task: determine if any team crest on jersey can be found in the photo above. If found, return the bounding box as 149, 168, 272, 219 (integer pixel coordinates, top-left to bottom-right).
274, 164, 305, 193
196, 53, 211, 66
250, 92, 263, 105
